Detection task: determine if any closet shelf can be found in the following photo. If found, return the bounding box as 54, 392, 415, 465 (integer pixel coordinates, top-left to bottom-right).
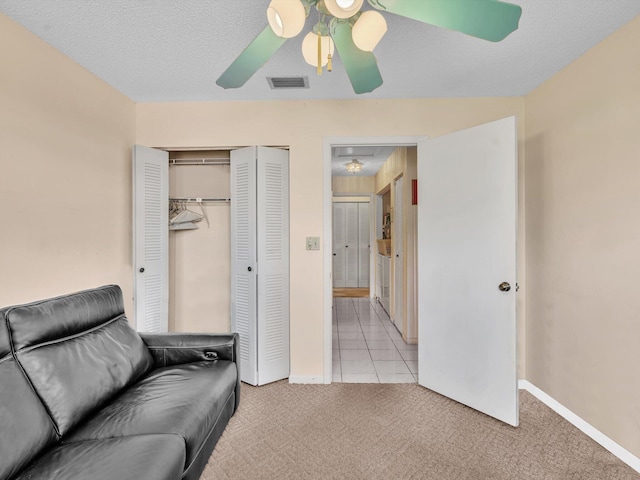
170, 197, 230, 203
169, 158, 230, 166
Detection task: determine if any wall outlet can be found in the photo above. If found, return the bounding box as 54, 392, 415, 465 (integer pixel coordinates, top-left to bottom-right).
306, 237, 320, 250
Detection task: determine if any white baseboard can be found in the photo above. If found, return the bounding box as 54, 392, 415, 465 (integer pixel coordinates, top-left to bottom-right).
288, 375, 324, 384
519, 379, 640, 473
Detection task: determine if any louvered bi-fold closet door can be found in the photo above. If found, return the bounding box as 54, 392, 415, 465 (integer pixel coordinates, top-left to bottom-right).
231, 146, 289, 386
332, 203, 347, 288
133, 145, 169, 333
231, 147, 259, 385
344, 203, 360, 287
256, 146, 290, 385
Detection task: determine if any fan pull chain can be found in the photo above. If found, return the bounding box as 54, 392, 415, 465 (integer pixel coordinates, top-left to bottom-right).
327, 53, 332, 72
317, 30, 322, 75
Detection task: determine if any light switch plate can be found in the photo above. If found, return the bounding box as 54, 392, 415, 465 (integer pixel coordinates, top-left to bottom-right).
306, 236, 320, 250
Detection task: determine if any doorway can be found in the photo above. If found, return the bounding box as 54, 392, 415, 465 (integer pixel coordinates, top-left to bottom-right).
328, 142, 420, 383
323, 120, 519, 426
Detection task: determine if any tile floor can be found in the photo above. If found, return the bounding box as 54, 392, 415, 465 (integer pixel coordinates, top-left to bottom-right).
332, 297, 418, 383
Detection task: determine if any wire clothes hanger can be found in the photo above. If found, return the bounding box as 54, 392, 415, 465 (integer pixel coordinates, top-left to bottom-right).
169, 200, 209, 230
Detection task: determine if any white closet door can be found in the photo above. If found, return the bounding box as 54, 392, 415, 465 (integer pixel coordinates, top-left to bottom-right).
345, 203, 359, 287
357, 203, 370, 288
256, 146, 290, 385
394, 176, 404, 333
332, 203, 346, 288
133, 145, 168, 333
231, 147, 258, 385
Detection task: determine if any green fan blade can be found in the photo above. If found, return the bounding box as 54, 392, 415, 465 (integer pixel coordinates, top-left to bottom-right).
368, 0, 522, 42
216, 26, 287, 89
330, 20, 383, 94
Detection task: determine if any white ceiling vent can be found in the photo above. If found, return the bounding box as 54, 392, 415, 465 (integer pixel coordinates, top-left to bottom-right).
267, 76, 309, 89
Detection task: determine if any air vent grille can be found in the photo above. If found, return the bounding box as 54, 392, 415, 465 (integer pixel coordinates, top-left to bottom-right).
267, 76, 309, 89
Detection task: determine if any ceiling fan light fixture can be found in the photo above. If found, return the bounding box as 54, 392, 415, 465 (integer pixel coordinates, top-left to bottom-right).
302, 31, 335, 68
352, 10, 387, 52
323, 0, 364, 19
345, 159, 364, 174
267, 0, 306, 38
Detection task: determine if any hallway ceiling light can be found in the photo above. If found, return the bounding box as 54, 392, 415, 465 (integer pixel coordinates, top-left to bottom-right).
345, 159, 364, 174
217, 0, 522, 95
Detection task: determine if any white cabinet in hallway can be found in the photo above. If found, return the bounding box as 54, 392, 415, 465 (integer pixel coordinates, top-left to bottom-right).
333, 202, 370, 288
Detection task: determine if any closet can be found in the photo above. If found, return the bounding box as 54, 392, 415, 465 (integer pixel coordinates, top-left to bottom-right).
133, 146, 232, 334
133, 144, 290, 387
332, 202, 370, 288
230, 146, 290, 386
167, 152, 231, 334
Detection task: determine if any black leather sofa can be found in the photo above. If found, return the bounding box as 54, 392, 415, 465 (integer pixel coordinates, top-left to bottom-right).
0, 285, 240, 480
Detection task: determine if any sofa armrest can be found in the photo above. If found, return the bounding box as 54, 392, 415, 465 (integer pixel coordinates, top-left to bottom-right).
140, 333, 239, 367
139, 332, 240, 411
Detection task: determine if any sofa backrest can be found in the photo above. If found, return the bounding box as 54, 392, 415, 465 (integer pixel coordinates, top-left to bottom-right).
4, 285, 154, 437
0, 308, 58, 480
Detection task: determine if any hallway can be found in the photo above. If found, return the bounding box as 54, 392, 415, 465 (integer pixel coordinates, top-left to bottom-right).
332, 297, 418, 383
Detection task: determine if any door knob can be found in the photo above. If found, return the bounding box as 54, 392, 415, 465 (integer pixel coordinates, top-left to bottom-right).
498, 282, 511, 292
248, 267, 252, 272
139, 268, 145, 273
333, 253, 336, 256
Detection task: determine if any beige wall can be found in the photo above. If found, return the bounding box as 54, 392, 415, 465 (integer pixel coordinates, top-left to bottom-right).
525, 16, 640, 457
0, 14, 136, 313
136, 96, 526, 379
332, 175, 375, 193
374, 146, 406, 194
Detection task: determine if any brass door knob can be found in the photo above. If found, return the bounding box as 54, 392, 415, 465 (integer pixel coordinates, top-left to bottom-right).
498, 282, 511, 292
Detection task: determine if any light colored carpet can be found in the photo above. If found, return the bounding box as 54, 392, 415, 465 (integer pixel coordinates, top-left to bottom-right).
202, 382, 638, 480
333, 288, 370, 298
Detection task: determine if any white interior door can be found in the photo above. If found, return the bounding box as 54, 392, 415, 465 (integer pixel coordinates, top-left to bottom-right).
394, 176, 404, 334
231, 147, 258, 385
332, 203, 346, 288
133, 145, 168, 333
256, 146, 290, 385
357, 203, 370, 288
344, 203, 359, 287
418, 116, 518, 426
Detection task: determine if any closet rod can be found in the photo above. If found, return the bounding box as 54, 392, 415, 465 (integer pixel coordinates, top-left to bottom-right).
169, 158, 230, 166
170, 197, 230, 203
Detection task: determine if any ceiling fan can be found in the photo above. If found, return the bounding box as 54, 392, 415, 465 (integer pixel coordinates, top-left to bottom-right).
216, 0, 522, 95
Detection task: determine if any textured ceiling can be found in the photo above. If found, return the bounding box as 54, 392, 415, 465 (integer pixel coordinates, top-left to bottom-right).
1, 1, 638, 103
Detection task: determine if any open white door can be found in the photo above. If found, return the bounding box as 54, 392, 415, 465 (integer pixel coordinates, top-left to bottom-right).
256, 146, 290, 385
394, 176, 404, 333
418, 117, 518, 426
133, 145, 169, 332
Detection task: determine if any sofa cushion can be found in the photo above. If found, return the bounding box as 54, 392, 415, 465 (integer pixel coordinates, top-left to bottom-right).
66, 361, 237, 470
5, 285, 154, 436
13, 434, 186, 480
0, 310, 58, 480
